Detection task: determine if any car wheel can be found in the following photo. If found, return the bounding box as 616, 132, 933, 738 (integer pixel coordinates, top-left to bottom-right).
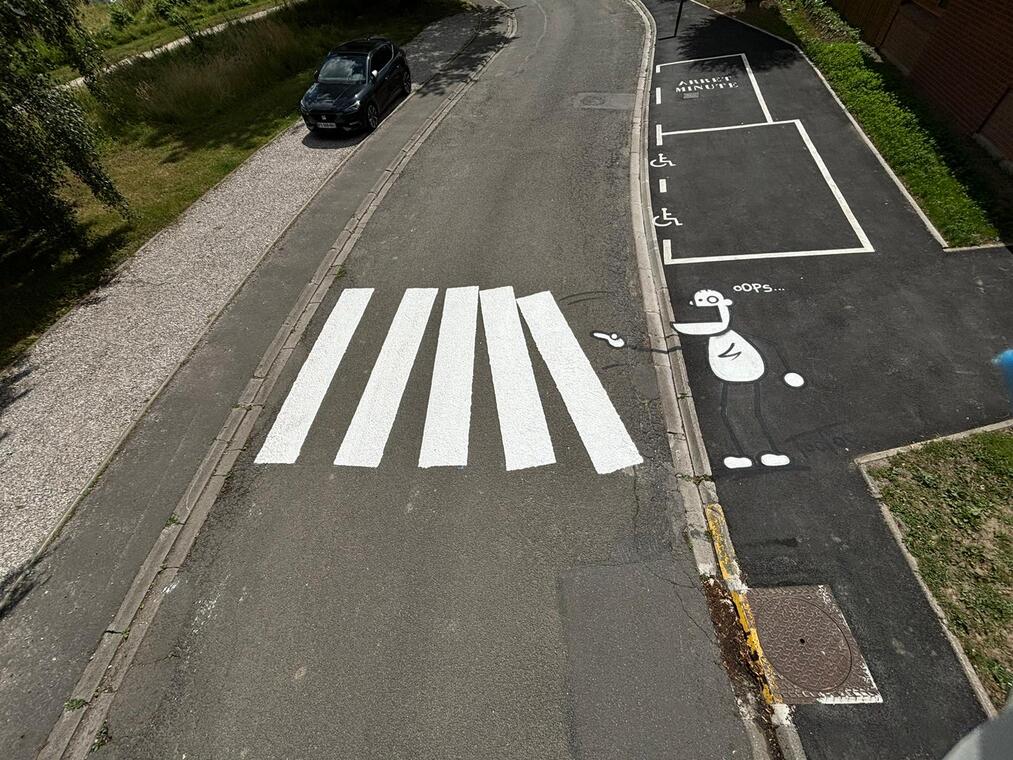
401, 69, 412, 96
365, 102, 380, 132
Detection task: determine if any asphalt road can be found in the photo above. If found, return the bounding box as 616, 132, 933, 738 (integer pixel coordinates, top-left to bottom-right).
21, 1, 757, 758
643, 2, 1012, 758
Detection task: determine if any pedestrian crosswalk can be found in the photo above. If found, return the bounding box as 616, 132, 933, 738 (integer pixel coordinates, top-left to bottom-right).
255, 287, 643, 474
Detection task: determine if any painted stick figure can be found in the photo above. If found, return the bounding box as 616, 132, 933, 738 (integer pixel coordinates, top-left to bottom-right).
672, 289, 804, 470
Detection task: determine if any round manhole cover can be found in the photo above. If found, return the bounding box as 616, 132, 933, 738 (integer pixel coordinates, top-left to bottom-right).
756, 598, 853, 692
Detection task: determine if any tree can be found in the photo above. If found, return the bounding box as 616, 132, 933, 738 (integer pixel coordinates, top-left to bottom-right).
0, 0, 126, 241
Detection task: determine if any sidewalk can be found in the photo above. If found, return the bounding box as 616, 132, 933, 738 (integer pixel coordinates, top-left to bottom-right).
0, 11, 481, 584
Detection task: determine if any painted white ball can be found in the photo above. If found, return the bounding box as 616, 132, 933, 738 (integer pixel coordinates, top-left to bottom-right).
784, 372, 805, 387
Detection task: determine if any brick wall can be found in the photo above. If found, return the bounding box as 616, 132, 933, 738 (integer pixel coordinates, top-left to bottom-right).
831, 0, 1013, 162
909, 0, 1013, 141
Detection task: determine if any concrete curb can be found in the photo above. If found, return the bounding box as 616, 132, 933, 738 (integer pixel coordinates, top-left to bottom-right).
689, 0, 950, 250
624, 1, 801, 758
855, 418, 1013, 719
35, 8, 515, 758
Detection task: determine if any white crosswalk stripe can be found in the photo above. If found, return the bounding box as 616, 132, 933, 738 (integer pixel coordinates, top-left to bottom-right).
419, 287, 480, 468
256, 287, 641, 473
480, 286, 556, 471
334, 288, 438, 467
254, 288, 373, 464
517, 291, 643, 474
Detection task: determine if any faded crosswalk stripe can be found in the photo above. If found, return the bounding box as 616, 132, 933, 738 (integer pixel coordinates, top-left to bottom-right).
479, 286, 556, 471
254, 288, 373, 464
334, 288, 438, 467
517, 292, 643, 474
419, 286, 480, 467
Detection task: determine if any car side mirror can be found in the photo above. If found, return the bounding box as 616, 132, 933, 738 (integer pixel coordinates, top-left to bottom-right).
371, 69, 379, 80
313, 69, 320, 82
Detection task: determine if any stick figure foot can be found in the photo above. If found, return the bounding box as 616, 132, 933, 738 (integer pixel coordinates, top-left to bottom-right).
724, 456, 753, 469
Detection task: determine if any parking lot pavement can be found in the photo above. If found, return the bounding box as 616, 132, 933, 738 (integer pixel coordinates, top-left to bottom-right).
641, 1, 1011, 758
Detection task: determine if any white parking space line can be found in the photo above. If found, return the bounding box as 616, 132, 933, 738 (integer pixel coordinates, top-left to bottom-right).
418, 287, 479, 468
740, 54, 773, 123
334, 288, 438, 467
517, 292, 642, 474
793, 119, 873, 252
659, 178, 668, 193
655, 53, 772, 124
655, 86, 661, 105
480, 286, 555, 471
255, 288, 373, 464
657, 119, 874, 264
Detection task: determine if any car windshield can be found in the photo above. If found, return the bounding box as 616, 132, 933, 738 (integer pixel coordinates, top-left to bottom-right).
318, 54, 367, 84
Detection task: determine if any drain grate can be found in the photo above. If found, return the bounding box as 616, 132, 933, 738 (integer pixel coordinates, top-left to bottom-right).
748, 585, 881, 704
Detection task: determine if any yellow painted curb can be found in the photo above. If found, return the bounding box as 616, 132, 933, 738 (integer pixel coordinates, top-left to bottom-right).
705, 502, 782, 705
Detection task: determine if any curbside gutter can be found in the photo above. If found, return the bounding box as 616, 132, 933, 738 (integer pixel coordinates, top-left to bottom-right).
624, 0, 807, 757
35, 7, 515, 758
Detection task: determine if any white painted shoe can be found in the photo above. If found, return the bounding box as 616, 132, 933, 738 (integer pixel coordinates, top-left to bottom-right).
723, 456, 753, 469
760, 453, 791, 467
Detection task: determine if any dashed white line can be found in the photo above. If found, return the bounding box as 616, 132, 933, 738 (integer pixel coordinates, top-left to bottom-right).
480, 286, 555, 471
418, 287, 479, 468
659, 178, 668, 193
255, 288, 373, 464
517, 292, 641, 474
655, 86, 661, 105
334, 288, 437, 467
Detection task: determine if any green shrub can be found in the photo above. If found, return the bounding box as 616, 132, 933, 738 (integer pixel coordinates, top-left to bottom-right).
109, 4, 135, 29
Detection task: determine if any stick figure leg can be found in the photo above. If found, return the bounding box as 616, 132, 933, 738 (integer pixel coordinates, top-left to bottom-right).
720, 383, 753, 469
753, 383, 790, 467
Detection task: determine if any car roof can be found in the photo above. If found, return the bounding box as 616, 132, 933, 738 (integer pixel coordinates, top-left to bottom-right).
330, 38, 392, 55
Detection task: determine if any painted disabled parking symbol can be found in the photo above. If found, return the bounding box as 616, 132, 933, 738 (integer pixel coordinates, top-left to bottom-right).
673, 289, 804, 470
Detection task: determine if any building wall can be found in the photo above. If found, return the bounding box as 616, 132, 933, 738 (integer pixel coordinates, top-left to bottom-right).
831, 0, 900, 45
830, 0, 1013, 163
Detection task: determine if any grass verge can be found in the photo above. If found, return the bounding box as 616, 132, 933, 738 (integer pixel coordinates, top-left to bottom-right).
699, 0, 1009, 247
52, 0, 285, 81
870, 429, 1013, 709
0, 0, 467, 369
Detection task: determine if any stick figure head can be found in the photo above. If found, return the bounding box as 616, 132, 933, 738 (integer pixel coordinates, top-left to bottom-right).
691, 289, 732, 308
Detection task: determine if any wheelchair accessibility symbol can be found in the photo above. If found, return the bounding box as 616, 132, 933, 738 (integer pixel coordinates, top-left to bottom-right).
653, 208, 683, 227
649, 153, 676, 168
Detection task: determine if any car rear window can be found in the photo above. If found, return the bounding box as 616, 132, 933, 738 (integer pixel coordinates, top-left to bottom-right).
319, 54, 367, 84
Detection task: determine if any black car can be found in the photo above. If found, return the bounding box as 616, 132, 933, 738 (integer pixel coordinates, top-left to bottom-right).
300, 38, 411, 134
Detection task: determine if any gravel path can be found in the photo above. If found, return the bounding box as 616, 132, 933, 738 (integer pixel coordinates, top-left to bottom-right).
0, 11, 480, 580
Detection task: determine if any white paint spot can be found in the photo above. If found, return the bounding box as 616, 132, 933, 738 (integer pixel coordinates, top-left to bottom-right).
784, 372, 804, 387
256, 288, 373, 463
334, 288, 438, 467
480, 287, 555, 471
724, 456, 752, 469
517, 292, 642, 474
591, 331, 625, 349
760, 453, 790, 467
419, 287, 479, 467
